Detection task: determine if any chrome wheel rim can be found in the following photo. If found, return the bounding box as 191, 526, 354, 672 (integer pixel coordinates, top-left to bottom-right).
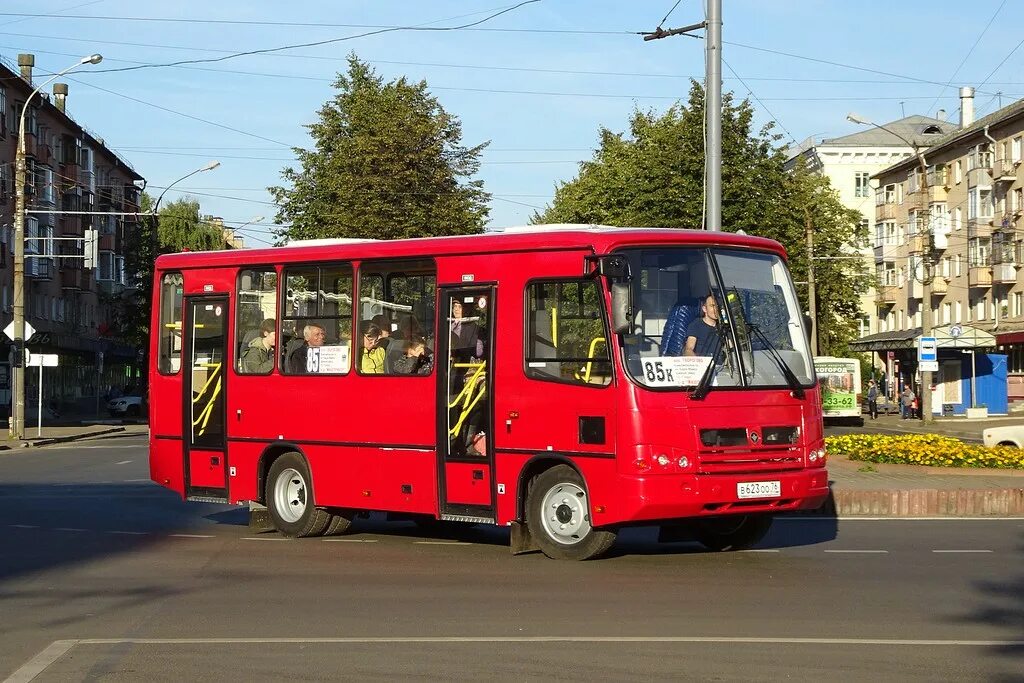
540, 481, 591, 545
274, 467, 307, 524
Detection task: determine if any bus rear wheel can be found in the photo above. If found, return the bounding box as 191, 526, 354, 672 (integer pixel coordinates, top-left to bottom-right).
526, 465, 616, 561
694, 514, 773, 552
265, 453, 331, 537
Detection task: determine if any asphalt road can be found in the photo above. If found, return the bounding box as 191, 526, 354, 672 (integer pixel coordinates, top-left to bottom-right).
1, 435, 1022, 681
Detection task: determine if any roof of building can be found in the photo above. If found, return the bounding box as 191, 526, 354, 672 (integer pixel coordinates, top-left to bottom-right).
820, 115, 956, 148
879, 98, 1024, 176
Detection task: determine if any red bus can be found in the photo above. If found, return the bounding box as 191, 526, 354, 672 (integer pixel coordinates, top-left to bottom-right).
149, 226, 828, 560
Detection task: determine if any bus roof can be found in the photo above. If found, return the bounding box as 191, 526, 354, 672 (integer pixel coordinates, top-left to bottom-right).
155, 224, 787, 270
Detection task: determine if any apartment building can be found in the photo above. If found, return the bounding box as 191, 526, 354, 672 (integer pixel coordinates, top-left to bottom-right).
785, 114, 956, 339
0, 53, 144, 414
857, 91, 1024, 405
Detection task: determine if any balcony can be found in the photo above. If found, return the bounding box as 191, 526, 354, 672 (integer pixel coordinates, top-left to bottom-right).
98, 234, 115, 251
993, 158, 1018, 183
877, 204, 897, 220
969, 266, 992, 287
996, 212, 1020, 232
968, 218, 993, 239
931, 278, 948, 295
875, 285, 898, 305
26, 257, 53, 280
908, 233, 926, 253
59, 215, 83, 237
61, 267, 83, 291
873, 243, 899, 262
992, 263, 1017, 284
932, 229, 949, 250
907, 279, 922, 300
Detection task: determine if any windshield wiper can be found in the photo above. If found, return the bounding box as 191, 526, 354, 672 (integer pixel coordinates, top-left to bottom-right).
690, 323, 729, 400
747, 324, 805, 399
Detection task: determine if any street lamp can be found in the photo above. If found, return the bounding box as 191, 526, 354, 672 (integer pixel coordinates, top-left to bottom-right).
149, 161, 221, 258
847, 112, 934, 422
10, 53, 103, 439
237, 215, 265, 231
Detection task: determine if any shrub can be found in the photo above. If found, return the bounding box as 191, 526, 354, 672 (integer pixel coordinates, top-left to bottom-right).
825, 434, 1024, 470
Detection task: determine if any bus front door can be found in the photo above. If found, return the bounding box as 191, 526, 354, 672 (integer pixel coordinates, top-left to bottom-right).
437, 287, 495, 522
183, 296, 229, 502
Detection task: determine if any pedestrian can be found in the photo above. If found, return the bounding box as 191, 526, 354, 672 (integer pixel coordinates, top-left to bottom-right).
866, 379, 879, 420
900, 386, 915, 420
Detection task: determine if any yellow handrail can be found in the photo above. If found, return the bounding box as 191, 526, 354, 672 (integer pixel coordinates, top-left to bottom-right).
551, 307, 558, 348
191, 362, 222, 405
448, 361, 486, 438
574, 337, 607, 383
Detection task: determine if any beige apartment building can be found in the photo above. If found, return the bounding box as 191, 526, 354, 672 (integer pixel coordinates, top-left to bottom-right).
0, 53, 144, 416
855, 94, 1024, 406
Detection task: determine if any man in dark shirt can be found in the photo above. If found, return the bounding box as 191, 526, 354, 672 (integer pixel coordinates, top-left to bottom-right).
684, 294, 721, 357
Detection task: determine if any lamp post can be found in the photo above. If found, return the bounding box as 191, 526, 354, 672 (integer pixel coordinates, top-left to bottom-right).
236, 215, 265, 232
847, 112, 933, 421
10, 54, 103, 440
149, 161, 221, 259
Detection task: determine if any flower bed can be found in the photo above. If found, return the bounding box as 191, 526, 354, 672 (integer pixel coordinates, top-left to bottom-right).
825, 434, 1024, 470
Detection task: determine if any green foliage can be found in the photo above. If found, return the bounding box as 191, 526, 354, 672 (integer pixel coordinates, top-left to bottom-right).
532, 81, 869, 354
270, 54, 490, 242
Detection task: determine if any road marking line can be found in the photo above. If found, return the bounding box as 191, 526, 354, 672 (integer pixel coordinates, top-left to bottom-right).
932, 549, 994, 553
115, 460, 132, 465
824, 549, 888, 554
323, 538, 379, 543
780, 517, 1024, 521
54, 528, 89, 533
56, 636, 1024, 646
739, 549, 780, 553
3, 639, 79, 683
169, 534, 214, 539
125, 478, 151, 482
10, 524, 38, 529
413, 541, 468, 545
242, 537, 288, 541
109, 530, 148, 536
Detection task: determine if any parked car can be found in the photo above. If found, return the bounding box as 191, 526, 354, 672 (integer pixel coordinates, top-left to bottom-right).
108, 395, 144, 417
982, 425, 1024, 448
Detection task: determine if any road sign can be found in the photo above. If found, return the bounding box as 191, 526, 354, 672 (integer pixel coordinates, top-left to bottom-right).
918, 336, 937, 363
26, 353, 58, 367
920, 361, 939, 372
3, 320, 35, 341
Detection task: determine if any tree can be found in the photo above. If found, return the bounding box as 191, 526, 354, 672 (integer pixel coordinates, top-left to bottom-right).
269, 54, 490, 242
113, 194, 226, 359
533, 81, 868, 354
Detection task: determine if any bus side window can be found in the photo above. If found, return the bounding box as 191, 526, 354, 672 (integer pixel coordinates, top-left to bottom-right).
525, 280, 611, 386
236, 268, 278, 375
158, 273, 184, 375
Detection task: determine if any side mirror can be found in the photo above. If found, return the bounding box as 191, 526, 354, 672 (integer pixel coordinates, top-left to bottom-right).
610, 282, 631, 334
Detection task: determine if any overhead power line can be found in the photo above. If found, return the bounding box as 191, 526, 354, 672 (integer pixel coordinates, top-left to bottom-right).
88, 1, 545, 75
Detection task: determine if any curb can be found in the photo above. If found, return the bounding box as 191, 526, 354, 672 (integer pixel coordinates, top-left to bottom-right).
804, 486, 1024, 517
16, 426, 127, 449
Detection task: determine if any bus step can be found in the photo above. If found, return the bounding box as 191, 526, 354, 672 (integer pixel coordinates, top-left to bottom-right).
186, 495, 229, 504
440, 514, 494, 524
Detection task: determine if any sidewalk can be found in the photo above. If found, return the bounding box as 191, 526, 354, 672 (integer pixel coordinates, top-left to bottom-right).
1, 423, 148, 450
822, 413, 1024, 516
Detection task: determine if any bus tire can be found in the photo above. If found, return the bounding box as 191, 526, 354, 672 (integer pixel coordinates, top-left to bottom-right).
525, 464, 616, 561
265, 452, 331, 538
694, 514, 773, 552
323, 509, 354, 536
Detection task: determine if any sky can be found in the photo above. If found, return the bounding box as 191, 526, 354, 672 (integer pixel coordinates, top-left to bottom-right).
4, 0, 1024, 248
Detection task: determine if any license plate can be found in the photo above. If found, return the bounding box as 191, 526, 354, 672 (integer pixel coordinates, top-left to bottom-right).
737, 480, 781, 499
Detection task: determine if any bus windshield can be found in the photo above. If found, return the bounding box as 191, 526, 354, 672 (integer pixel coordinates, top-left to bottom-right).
617, 246, 815, 392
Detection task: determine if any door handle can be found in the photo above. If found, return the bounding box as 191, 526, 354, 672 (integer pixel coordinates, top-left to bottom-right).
472, 469, 484, 480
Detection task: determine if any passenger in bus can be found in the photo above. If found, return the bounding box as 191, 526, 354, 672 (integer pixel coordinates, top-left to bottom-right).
286, 323, 325, 373
371, 313, 393, 351
684, 294, 722, 358
450, 300, 483, 361
240, 318, 276, 373
359, 322, 386, 374
392, 336, 433, 375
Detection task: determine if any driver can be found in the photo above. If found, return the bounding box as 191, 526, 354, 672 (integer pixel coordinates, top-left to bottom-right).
683, 293, 721, 357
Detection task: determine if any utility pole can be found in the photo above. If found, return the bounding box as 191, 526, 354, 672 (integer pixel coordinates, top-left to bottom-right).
705, 0, 722, 232
805, 207, 818, 356
642, 0, 721, 231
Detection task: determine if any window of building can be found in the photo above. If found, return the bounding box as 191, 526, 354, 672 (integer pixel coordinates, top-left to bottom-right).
954, 301, 962, 323
856, 218, 870, 248
955, 159, 963, 184
526, 279, 611, 386
159, 273, 184, 374
1014, 292, 1023, 318
977, 298, 987, 321
942, 302, 951, 324
236, 268, 278, 375
281, 263, 353, 375
941, 256, 951, 279
97, 251, 114, 281
357, 259, 437, 376
854, 172, 871, 198
968, 299, 974, 322
955, 254, 963, 277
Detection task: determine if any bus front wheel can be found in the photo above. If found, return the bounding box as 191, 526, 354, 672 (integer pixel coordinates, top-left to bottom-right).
265, 453, 331, 537
694, 514, 773, 552
526, 465, 616, 561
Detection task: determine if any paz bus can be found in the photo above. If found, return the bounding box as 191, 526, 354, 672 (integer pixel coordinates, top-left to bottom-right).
149, 225, 829, 560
